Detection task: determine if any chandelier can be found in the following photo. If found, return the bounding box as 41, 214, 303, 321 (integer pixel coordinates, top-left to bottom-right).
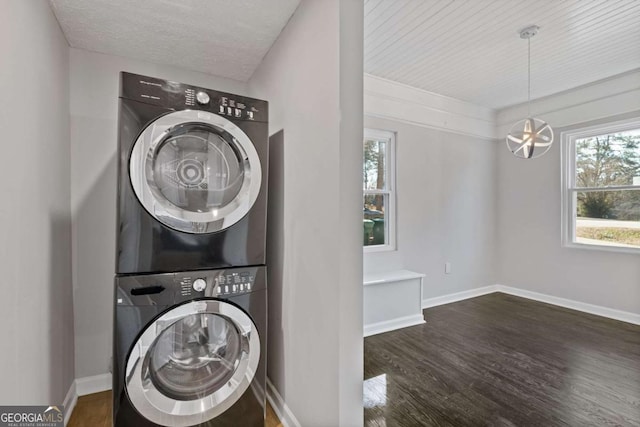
505, 25, 553, 159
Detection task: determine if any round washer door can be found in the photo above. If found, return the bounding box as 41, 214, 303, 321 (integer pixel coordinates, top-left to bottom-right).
125, 300, 260, 426
130, 110, 261, 234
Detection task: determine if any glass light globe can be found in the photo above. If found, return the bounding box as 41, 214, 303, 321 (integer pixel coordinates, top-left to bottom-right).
506, 117, 554, 159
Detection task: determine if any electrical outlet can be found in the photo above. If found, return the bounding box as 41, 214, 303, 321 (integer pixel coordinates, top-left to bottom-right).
445, 262, 452, 274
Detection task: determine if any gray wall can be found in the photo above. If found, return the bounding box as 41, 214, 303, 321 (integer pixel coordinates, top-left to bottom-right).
364, 116, 499, 300
69, 48, 247, 379
0, 1, 75, 404
496, 114, 640, 314
249, 1, 364, 425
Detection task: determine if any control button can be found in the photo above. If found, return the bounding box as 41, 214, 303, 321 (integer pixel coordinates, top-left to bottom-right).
193, 278, 206, 292
216, 286, 221, 294
235, 108, 242, 118
247, 283, 252, 290
196, 91, 210, 105
219, 105, 225, 114
232, 284, 237, 292
227, 107, 233, 115
247, 111, 254, 120
225, 285, 229, 293
240, 284, 244, 291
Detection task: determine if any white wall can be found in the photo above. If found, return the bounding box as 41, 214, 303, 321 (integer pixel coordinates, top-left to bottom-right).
0, 1, 74, 405
337, 1, 365, 424
496, 71, 640, 314
363, 116, 499, 300
70, 48, 248, 379
249, 1, 363, 425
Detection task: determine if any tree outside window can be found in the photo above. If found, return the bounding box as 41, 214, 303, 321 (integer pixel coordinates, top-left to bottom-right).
363, 129, 395, 251
565, 123, 640, 250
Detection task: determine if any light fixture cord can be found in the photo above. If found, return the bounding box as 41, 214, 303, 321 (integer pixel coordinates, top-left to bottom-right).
527, 36, 531, 117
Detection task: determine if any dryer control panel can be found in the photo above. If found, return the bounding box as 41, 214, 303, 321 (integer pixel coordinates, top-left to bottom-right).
119, 71, 268, 123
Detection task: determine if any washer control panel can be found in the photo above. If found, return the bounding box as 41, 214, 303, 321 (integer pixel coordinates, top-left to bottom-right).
214, 270, 256, 296
172, 266, 263, 300
177, 276, 197, 297
195, 91, 210, 105
116, 266, 265, 306
192, 278, 207, 292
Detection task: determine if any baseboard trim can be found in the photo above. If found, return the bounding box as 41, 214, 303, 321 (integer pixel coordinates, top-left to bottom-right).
495, 285, 640, 326
75, 373, 111, 396
266, 378, 301, 427
63, 380, 77, 427
422, 285, 498, 309
364, 314, 425, 337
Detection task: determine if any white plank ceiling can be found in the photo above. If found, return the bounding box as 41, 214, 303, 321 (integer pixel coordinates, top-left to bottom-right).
365, 0, 640, 109
49, 0, 300, 82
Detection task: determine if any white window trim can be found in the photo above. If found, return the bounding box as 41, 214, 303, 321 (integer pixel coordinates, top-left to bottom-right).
364, 128, 397, 253
561, 117, 640, 255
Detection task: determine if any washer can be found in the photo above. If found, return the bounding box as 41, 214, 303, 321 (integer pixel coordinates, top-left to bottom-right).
116, 72, 268, 274
113, 266, 266, 426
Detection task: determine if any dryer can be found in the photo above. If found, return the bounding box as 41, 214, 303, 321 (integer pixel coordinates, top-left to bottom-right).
113, 266, 266, 426
116, 72, 268, 274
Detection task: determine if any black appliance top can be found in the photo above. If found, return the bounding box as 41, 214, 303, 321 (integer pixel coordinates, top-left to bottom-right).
119, 71, 268, 123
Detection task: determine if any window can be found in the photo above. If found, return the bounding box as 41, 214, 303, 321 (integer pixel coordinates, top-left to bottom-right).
363, 128, 396, 251
562, 119, 640, 252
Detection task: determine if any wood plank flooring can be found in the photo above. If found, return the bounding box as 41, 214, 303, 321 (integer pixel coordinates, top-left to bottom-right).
364, 292, 640, 426
68, 391, 111, 427
67, 390, 282, 427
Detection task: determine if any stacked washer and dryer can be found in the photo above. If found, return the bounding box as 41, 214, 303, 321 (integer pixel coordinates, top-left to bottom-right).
113, 72, 269, 427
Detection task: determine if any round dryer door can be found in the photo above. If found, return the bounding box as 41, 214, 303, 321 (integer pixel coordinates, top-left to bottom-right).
125, 300, 260, 426
130, 110, 261, 233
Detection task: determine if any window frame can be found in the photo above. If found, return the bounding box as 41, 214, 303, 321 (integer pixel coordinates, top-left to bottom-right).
363, 128, 397, 253
561, 117, 640, 254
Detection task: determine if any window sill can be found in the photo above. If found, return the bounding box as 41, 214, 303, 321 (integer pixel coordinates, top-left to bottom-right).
363, 269, 425, 286
564, 241, 640, 255
363, 244, 396, 253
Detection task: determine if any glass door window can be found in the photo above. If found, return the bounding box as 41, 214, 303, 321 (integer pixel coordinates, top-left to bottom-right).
130, 110, 262, 234
153, 125, 245, 214
149, 313, 242, 400
126, 300, 260, 426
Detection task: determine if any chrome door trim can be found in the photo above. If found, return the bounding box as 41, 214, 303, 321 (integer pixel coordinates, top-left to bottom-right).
125, 300, 260, 426
130, 110, 262, 234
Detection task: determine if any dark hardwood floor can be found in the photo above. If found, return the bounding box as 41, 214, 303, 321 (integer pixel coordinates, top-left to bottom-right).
364, 292, 640, 426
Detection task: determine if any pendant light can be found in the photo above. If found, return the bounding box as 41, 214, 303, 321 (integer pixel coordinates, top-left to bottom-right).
506, 25, 553, 159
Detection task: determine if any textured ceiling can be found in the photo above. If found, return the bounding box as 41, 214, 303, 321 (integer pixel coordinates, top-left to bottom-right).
365, 0, 640, 109
49, 0, 300, 82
